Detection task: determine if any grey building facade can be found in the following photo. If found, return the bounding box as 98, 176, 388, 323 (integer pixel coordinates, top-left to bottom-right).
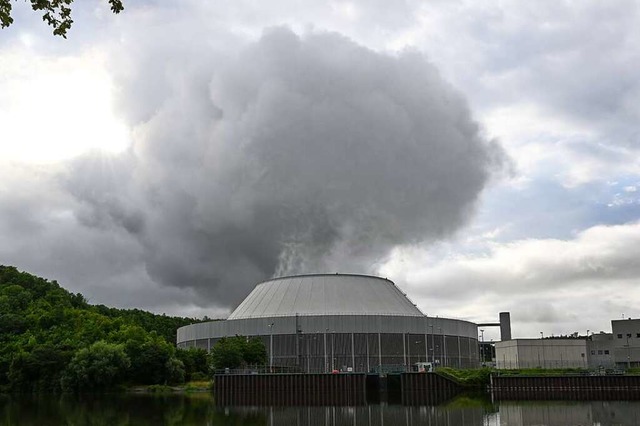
177, 274, 480, 372
612, 319, 640, 368
587, 333, 614, 368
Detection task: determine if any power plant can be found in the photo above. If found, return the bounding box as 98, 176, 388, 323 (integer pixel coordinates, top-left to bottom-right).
177, 274, 489, 372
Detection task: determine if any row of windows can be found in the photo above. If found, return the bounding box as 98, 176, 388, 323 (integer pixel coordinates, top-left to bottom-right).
590, 350, 610, 355
616, 333, 640, 338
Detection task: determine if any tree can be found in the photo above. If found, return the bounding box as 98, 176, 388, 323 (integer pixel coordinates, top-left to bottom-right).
0, 265, 200, 391
0, 0, 124, 38
7, 344, 73, 393
243, 337, 268, 366
176, 348, 209, 381
61, 341, 130, 392
210, 337, 244, 370
210, 336, 268, 371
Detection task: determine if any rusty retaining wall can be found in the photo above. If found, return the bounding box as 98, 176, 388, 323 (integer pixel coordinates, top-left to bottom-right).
491, 375, 640, 400
214, 373, 367, 406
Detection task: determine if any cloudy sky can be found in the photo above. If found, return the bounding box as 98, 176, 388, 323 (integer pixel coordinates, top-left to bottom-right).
1, 0, 639, 340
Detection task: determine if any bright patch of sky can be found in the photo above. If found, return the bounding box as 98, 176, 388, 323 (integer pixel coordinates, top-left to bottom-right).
0, 50, 130, 163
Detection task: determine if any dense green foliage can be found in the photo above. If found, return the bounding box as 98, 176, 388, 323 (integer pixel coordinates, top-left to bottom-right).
0, 265, 207, 392
176, 348, 209, 382
61, 341, 130, 392
210, 336, 268, 370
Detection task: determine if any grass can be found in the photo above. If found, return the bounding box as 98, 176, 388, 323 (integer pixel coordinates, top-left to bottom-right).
127, 380, 212, 394
183, 381, 212, 392
436, 367, 493, 388
495, 368, 589, 376
434, 367, 603, 388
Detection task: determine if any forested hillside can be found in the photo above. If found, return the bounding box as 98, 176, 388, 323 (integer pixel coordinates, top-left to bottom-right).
0, 265, 209, 392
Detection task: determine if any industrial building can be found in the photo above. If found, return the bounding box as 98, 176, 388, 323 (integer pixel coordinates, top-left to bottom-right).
611, 319, 640, 368
588, 333, 614, 368
495, 339, 588, 369
177, 274, 482, 372
494, 318, 640, 370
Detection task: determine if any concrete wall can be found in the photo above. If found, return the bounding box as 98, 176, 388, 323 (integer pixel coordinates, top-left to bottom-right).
587, 333, 614, 368
495, 339, 588, 369
612, 319, 640, 368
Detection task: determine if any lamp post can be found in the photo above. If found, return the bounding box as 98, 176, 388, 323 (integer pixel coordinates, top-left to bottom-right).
332, 330, 335, 372
437, 327, 443, 366
480, 329, 485, 366
428, 324, 435, 364
268, 323, 274, 372
407, 335, 411, 371
306, 334, 311, 373
626, 334, 632, 369
324, 328, 328, 373
540, 331, 545, 368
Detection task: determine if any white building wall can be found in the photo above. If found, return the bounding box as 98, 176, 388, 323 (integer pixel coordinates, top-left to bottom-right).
611, 319, 640, 368
496, 339, 588, 369
587, 333, 614, 368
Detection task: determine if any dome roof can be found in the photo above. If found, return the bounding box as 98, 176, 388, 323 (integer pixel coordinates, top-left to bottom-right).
228, 274, 424, 319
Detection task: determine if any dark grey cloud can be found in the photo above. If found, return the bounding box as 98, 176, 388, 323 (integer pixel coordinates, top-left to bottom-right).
5, 28, 504, 311
69, 28, 504, 308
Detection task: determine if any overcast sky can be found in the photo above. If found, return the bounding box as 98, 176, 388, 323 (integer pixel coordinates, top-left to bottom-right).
1, 0, 639, 341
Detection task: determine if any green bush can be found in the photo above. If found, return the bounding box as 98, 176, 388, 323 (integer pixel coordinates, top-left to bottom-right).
190, 372, 208, 382
436, 367, 492, 388
210, 336, 267, 370
61, 341, 130, 392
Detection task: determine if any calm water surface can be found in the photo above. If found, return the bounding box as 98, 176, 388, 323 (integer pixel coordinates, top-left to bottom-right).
2, 393, 640, 425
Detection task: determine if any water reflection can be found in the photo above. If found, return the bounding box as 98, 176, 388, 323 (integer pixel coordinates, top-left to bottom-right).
499, 401, 640, 426
2, 393, 640, 425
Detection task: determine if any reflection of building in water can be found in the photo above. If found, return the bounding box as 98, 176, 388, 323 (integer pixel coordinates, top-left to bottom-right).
590, 400, 640, 425
226, 404, 487, 426
499, 401, 640, 426
178, 274, 480, 372
499, 402, 592, 426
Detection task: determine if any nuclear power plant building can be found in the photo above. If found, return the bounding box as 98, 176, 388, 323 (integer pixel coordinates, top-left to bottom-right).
177, 274, 480, 372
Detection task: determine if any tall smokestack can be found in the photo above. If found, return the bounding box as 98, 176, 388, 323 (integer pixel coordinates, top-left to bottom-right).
500, 312, 512, 341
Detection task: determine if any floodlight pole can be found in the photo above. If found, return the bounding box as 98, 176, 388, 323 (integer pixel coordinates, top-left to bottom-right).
268, 323, 274, 372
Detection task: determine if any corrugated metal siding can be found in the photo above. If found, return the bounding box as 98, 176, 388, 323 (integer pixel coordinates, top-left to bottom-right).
176, 315, 478, 342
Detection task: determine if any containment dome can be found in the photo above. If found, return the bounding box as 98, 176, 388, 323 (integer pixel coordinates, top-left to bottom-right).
227, 274, 424, 319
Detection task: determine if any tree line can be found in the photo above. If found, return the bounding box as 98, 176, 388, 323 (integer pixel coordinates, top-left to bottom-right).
0, 265, 204, 392
0, 265, 265, 393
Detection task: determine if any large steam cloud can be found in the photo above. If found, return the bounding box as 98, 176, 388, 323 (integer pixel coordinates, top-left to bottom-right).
66, 28, 505, 308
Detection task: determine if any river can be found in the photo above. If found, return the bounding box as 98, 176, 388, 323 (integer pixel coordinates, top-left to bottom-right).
2, 393, 640, 425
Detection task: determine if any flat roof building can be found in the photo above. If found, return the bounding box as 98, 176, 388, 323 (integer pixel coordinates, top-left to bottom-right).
495, 339, 588, 369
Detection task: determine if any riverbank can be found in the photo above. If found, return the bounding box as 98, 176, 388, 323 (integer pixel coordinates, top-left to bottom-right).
127, 381, 212, 394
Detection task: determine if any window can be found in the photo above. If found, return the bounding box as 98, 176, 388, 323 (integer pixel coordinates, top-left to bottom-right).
604, 350, 610, 355
618, 334, 623, 338
628, 333, 633, 338
636, 333, 640, 338
598, 350, 603, 355
591, 350, 595, 355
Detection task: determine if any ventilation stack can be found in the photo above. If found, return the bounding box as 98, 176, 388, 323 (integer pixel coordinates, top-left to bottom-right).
499, 312, 512, 341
